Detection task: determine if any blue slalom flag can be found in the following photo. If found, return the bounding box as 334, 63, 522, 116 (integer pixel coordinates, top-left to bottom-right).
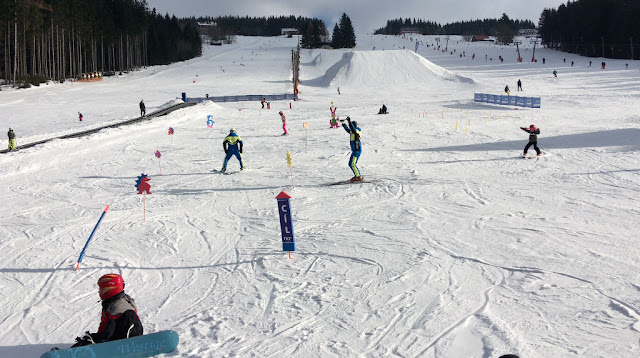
75, 205, 110, 271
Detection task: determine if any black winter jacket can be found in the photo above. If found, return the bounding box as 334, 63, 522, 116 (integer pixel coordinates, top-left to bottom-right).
521, 127, 540, 142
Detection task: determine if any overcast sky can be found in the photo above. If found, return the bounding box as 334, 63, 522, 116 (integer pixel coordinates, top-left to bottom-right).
145, 0, 567, 33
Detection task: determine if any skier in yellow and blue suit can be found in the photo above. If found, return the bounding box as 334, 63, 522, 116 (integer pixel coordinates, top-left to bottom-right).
341, 117, 363, 182
221, 129, 244, 173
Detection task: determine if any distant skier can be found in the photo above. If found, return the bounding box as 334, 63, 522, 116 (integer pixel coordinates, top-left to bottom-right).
517, 79, 522, 91
279, 111, 288, 135
221, 128, 244, 173
330, 103, 339, 128
68, 274, 143, 348
7, 127, 16, 150
571, 61, 574, 67
78, 112, 83, 121
378, 104, 387, 114
542, 58, 546, 64
261, 98, 266, 109
341, 116, 363, 182
553, 70, 558, 77
139, 100, 146, 117
504, 85, 510, 95
521, 124, 541, 157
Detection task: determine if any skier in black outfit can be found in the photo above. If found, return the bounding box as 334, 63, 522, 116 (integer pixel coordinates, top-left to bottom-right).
521, 124, 541, 157
139, 100, 146, 117
517, 79, 522, 91
69, 274, 143, 348
378, 104, 387, 114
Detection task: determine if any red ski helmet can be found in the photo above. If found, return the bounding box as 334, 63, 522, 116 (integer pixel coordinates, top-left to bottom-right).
98, 273, 124, 300
529, 124, 536, 130
279, 111, 283, 115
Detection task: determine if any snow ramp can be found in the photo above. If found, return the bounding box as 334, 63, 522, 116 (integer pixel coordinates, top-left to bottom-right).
301, 50, 474, 88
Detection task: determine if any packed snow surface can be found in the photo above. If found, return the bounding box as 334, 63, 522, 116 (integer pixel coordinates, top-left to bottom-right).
1, 34, 639, 358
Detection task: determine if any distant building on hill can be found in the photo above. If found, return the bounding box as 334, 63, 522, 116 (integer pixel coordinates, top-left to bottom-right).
281, 28, 300, 37
472, 35, 493, 42
518, 29, 539, 38
198, 22, 218, 39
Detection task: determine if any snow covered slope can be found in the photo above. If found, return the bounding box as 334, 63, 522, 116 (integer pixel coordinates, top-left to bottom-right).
303, 50, 473, 90
1, 34, 639, 358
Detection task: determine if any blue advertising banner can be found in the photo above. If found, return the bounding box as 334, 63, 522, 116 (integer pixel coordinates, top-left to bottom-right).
524, 97, 533, 108
276, 191, 295, 251
183, 93, 299, 104
473, 93, 541, 108
532, 97, 541, 108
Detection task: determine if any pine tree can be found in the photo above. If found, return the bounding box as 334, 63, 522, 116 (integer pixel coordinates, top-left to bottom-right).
331, 23, 341, 48
332, 13, 356, 49
340, 13, 356, 48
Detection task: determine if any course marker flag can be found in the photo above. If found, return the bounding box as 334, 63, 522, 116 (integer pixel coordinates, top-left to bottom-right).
75, 205, 110, 271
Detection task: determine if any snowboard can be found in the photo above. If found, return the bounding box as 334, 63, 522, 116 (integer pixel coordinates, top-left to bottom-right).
41, 330, 178, 358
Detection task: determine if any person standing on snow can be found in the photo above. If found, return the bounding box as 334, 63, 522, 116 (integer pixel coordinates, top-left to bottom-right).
78, 112, 83, 121
139, 100, 146, 117
221, 128, 244, 173
521, 124, 542, 157
7, 128, 16, 150
517, 79, 522, 91
341, 116, 363, 182
279, 111, 288, 135
329, 103, 339, 128
504, 85, 510, 95
69, 274, 143, 348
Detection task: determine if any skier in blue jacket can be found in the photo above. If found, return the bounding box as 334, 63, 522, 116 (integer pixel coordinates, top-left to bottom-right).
341, 117, 363, 182
221, 129, 244, 172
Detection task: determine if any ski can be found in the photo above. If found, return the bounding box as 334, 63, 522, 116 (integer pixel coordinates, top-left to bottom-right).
328, 179, 373, 186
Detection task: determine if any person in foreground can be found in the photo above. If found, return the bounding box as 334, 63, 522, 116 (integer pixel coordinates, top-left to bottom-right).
71, 274, 143, 347
341, 116, 363, 182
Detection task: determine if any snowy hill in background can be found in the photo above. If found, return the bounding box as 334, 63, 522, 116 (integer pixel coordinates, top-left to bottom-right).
1, 34, 639, 358
302, 50, 473, 89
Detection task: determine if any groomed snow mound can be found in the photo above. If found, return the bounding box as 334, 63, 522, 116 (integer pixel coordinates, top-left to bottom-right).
302, 50, 474, 88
